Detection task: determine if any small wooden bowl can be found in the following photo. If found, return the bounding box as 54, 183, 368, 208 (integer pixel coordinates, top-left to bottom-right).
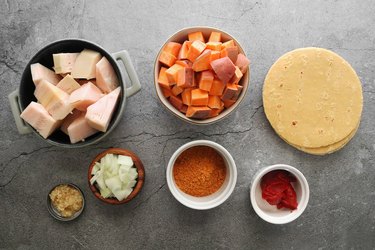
88, 148, 145, 205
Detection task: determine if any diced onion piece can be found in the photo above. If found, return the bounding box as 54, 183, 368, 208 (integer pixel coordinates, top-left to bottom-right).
96, 174, 107, 191
128, 168, 138, 180
118, 155, 133, 167
91, 153, 139, 201
112, 188, 133, 201
104, 176, 122, 192
126, 180, 137, 189
92, 162, 101, 175
100, 187, 112, 198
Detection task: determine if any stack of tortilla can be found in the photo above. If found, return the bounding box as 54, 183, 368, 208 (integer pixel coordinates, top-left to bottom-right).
263, 47, 363, 155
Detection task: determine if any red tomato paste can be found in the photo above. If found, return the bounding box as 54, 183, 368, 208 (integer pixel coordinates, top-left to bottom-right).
261, 170, 298, 210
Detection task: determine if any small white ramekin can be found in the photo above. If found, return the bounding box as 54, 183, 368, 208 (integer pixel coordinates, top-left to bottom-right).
250, 164, 310, 224
166, 140, 237, 210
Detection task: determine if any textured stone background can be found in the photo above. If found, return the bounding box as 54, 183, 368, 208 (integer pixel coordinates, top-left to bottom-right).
1, 0, 374, 249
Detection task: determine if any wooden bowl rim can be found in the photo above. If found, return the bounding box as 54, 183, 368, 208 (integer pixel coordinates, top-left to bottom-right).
88, 148, 145, 205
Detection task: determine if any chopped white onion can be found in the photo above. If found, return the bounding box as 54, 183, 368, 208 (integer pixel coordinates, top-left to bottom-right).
90, 153, 138, 201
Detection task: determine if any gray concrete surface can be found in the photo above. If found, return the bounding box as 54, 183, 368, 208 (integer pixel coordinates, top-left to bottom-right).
1, 0, 375, 249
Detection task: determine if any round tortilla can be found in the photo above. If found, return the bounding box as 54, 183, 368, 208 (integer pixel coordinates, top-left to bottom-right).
263, 47, 363, 148
281, 121, 359, 155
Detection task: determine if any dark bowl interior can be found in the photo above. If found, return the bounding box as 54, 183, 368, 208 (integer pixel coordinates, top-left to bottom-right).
19, 39, 125, 147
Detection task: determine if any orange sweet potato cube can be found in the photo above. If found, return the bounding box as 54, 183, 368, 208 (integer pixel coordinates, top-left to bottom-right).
164, 42, 182, 57
221, 40, 235, 49
198, 70, 214, 91
223, 99, 236, 108
180, 104, 188, 114
206, 42, 222, 51
232, 84, 243, 101
178, 41, 192, 60
176, 60, 192, 68
208, 95, 222, 109
210, 51, 221, 62
221, 46, 239, 64
208, 32, 221, 42
159, 51, 176, 67
188, 31, 205, 43
186, 106, 212, 119
161, 87, 173, 98
181, 88, 192, 106
169, 95, 183, 110
209, 78, 226, 96
171, 85, 183, 96
166, 64, 184, 84
158, 67, 170, 89
187, 40, 206, 62
221, 83, 238, 101
209, 107, 224, 117
191, 89, 209, 106
230, 66, 243, 84
210, 57, 236, 84
235, 53, 250, 74
177, 67, 194, 88
192, 49, 212, 72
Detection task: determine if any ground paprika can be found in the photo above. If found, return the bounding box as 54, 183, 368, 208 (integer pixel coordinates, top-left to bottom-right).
173, 146, 226, 197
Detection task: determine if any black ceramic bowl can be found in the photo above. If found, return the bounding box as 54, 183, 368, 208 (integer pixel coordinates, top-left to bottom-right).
8, 39, 141, 148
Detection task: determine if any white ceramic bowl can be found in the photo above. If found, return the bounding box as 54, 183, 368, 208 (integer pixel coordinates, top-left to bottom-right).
166, 140, 237, 210
250, 164, 309, 224
154, 26, 250, 125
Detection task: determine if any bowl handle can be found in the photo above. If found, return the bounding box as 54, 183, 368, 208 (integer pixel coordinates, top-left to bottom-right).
112, 50, 141, 97
8, 89, 32, 135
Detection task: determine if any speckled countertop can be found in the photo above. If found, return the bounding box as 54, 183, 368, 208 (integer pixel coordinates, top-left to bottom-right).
1, 0, 374, 249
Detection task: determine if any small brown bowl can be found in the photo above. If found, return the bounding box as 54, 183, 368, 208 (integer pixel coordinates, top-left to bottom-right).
88, 148, 145, 205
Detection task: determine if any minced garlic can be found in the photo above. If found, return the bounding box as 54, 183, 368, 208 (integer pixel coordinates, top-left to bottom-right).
49, 185, 83, 218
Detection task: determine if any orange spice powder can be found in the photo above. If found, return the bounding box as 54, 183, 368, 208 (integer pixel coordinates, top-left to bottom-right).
173, 146, 227, 197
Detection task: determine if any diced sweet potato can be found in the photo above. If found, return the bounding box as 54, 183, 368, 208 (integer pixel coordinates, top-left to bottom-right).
206, 42, 222, 51
221, 40, 235, 49
208, 32, 222, 42
172, 85, 183, 96
210, 51, 221, 62
188, 31, 205, 43
198, 70, 214, 91
232, 85, 243, 101
223, 99, 236, 108
235, 53, 250, 74
209, 107, 224, 118
210, 57, 236, 83
159, 51, 177, 67
164, 42, 182, 57
221, 46, 239, 64
187, 40, 206, 62
178, 41, 192, 60
221, 83, 238, 101
166, 64, 184, 84
208, 95, 222, 109
169, 95, 183, 110
177, 67, 194, 88
192, 49, 212, 72
158, 67, 170, 88
186, 106, 211, 119
176, 60, 192, 68
191, 89, 209, 106
209, 78, 226, 96
230, 66, 243, 84
161, 87, 173, 98
181, 88, 192, 106
180, 104, 188, 114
